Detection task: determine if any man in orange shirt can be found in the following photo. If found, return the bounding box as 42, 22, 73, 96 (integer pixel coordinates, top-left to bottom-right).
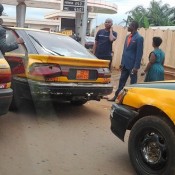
108, 21, 144, 101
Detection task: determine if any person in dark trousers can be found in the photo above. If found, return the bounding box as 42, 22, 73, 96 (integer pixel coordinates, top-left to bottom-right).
93, 18, 117, 70
0, 4, 24, 55
108, 21, 144, 101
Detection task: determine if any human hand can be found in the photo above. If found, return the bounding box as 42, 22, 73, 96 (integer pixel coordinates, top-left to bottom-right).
110, 27, 113, 32
141, 71, 146, 76
131, 68, 138, 75
119, 65, 123, 71
16, 37, 24, 44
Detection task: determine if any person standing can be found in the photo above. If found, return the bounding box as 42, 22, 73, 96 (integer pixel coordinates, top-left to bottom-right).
0, 4, 24, 55
108, 21, 144, 101
141, 37, 165, 82
93, 18, 117, 70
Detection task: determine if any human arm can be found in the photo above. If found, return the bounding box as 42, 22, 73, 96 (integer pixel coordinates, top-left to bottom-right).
109, 27, 117, 42
132, 36, 144, 74
141, 52, 156, 76
162, 54, 165, 66
93, 31, 99, 55
0, 28, 24, 54
92, 40, 98, 55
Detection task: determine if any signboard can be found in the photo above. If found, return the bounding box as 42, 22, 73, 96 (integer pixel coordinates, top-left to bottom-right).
61, 30, 73, 36
63, 0, 85, 12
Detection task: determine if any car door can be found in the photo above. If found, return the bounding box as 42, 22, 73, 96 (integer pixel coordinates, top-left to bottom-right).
4, 29, 27, 77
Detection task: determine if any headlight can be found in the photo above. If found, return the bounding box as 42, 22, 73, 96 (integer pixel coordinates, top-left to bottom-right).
116, 89, 127, 104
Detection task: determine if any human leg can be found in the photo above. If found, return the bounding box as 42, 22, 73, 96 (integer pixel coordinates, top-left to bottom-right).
130, 72, 137, 84
108, 67, 130, 101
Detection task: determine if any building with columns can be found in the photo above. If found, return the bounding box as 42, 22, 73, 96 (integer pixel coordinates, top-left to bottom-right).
1, 0, 117, 42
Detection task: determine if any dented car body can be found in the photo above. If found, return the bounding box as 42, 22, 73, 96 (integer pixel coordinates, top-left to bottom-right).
4, 28, 113, 109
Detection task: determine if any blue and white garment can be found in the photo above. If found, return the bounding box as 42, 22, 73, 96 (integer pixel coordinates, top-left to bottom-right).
95, 29, 117, 59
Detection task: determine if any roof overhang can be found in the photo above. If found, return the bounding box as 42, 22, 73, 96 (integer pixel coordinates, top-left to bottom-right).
2, 0, 117, 14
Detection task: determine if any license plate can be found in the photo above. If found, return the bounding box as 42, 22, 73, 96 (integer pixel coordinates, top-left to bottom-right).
76, 70, 89, 80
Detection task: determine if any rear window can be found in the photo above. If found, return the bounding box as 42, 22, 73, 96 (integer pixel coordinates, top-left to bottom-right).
26, 31, 97, 59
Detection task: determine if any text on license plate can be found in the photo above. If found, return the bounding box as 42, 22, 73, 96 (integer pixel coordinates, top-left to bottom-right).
76, 70, 89, 80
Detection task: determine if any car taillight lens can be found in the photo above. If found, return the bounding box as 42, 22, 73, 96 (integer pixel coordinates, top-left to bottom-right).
117, 89, 127, 104
0, 72, 11, 83
29, 64, 61, 78
98, 68, 111, 78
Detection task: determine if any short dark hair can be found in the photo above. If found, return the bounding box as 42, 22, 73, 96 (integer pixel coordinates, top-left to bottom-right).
0, 4, 4, 16
131, 21, 139, 30
153, 37, 162, 47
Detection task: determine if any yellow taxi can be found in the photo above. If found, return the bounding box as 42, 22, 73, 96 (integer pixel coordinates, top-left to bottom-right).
110, 81, 175, 175
4, 28, 113, 110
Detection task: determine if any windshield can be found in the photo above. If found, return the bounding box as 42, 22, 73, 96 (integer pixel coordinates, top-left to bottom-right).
26, 30, 96, 59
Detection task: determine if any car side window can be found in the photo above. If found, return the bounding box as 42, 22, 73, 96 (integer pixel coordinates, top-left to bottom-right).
6, 30, 25, 54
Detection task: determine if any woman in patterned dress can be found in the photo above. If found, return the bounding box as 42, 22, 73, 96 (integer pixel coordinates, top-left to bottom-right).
141, 37, 165, 82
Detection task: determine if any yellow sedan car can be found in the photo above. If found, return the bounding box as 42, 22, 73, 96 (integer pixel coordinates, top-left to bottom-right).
0, 51, 13, 115
4, 28, 113, 110
110, 82, 175, 175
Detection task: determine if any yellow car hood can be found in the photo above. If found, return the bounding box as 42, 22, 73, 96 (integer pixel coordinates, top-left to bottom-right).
123, 81, 175, 124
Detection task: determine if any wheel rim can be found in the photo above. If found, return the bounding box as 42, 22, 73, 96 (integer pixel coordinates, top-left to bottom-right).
139, 130, 168, 170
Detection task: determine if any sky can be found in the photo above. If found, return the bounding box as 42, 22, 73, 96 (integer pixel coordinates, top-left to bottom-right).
2, 0, 175, 28
93, 0, 175, 26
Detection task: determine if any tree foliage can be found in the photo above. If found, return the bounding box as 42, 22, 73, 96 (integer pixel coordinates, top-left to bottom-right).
126, 0, 175, 28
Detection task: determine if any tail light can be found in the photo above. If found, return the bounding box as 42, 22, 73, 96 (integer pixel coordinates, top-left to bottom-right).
0, 72, 11, 84
98, 68, 111, 78
29, 63, 61, 78
117, 89, 127, 104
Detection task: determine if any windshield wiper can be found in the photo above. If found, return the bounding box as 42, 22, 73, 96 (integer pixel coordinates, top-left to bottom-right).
28, 34, 64, 56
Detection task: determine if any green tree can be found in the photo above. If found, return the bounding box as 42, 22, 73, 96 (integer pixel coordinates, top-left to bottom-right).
148, 0, 175, 26
126, 0, 175, 27
127, 5, 149, 28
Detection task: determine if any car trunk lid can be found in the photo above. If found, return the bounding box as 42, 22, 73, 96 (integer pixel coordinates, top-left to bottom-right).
27, 55, 111, 83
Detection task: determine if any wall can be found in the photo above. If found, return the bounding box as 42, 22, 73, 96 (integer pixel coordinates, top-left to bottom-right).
96, 25, 175, 70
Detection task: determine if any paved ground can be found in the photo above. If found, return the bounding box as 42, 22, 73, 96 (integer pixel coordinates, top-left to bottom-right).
108, 67, 145, 99
0, 69, 144, 175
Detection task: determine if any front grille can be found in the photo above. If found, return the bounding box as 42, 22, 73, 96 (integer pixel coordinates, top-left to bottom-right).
68, 69, 98, 80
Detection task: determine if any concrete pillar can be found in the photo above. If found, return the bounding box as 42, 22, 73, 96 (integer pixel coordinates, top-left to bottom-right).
16, 0, 26, 27
75, 12, 83, 40
81, 0, 88, 46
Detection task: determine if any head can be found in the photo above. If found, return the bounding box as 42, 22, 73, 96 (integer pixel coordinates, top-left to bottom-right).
152, 37, 162, 47
128, 21, 139, 33
104, 18, 113, 30
0, 4, 4, 16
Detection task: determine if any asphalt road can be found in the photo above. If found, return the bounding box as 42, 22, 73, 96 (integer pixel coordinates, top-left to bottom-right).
0, 69, 143, 175
0, 99, 136, 175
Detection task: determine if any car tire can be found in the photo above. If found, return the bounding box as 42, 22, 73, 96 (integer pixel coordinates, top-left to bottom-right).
9, 81, 21, 111
70, 100, 87, 106
128, 115, 175, 175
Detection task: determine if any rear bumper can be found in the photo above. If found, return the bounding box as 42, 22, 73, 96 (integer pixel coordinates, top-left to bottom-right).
0, 88, 13, 116
13, 77, 113, 101
110, 104, 138, 141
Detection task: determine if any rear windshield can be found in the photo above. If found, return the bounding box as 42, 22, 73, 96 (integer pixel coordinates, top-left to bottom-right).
26, 30, 96, 59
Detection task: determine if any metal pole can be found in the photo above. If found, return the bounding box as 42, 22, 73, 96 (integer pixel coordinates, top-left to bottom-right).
16, 1, 26, 27
81, 0, 87, 46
